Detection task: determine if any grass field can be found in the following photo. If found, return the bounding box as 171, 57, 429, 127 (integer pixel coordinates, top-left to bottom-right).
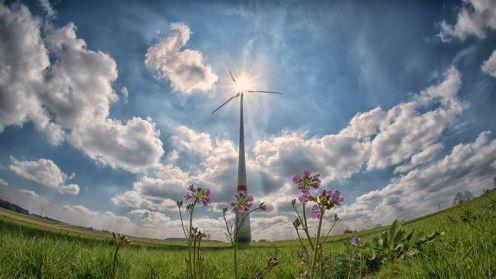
1, 190, 495, 278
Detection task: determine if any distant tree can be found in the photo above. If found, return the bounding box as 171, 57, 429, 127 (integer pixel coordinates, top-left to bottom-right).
453, 191, 474, 205
453, 192, 465, 205
463, 191, 474, 201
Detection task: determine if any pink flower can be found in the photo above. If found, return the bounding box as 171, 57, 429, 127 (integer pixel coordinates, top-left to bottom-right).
318, 189, 343, 207
231, 191, 254, 213
311, 204, 321, 219
299, 191, 310, 203
293, 170, 321, 192
292, 175, 302, 184
329, 190, 343, 205
184, 184, 212, 206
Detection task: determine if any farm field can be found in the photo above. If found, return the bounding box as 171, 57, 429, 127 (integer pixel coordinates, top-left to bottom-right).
1, 190, 495, 278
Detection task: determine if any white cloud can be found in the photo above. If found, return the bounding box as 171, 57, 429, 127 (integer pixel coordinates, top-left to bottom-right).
121, 87, 129, 103
0, 178, 7, 187
69, 117, 164, 173
9, 157, 80, 195
112, 125, 282, 214
20, 189, 39, 198
38, 0, 55, 18
0, 2, 63, 144
42, 22, 119, 129
482, 49, 496, 78
58, 204, 139, 233
439, 0, 496, 41
145, 22, 218, 94
111, 164, 188, 211
253, 67, 464, 180
337, 131, 496, 229
394, 143, 444, 173
129, 209, 170, 229
0, 2, 164, 173
55, 204, 222, 240
19, 189, 48, 203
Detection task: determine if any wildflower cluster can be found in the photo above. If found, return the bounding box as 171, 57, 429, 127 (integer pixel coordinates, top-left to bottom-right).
177, 184, 212, 279
291, 170, 342, 279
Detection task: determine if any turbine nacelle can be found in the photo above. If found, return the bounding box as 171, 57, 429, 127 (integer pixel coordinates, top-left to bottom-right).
211, 70, 284, 114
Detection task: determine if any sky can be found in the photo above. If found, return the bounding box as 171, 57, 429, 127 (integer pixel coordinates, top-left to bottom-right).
0, 0, 495, 241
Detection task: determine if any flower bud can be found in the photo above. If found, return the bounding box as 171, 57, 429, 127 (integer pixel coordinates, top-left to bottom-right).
293, 218, 301, 228
259, 202, 267, 211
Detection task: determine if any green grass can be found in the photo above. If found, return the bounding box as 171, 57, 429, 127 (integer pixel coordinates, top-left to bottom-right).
1, 190, 495, 278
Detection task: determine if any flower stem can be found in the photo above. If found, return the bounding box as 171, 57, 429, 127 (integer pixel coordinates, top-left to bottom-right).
302, 205, 314, 249
111, 245, 120, 279
310, 208, 324, 279
234, 240, 239, 279
295, 226, 309, 258
188, 200, 197, 279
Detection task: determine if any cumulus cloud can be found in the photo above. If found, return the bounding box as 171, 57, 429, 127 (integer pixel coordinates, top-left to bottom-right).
38, 0, 55, 18
9, 157, 80, 195
0, 2, 63, 144
111, 164, 189, 210
145, 22, 218, 94
20, 189, 40, 199
482, 50, 496, 78
59, 204, 140, 233
253, 67, 463, 180
394, 143, 444, 173
439, 0, 496, 41
112, 125, 282, 214
69, 118, 163, 172
19, 189, 49, 203
129, 209, 170, 229
0, 2, 164, 173
42, 23, 119, 129
0, 178, 7, 187
55, 204, 223, 239
337, 131, 496, 229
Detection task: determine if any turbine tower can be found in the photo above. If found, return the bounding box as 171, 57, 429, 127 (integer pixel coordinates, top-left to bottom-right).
211, 71, 283, 243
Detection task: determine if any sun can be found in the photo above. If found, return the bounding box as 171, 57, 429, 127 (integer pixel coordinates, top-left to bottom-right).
232, 73, 256, 94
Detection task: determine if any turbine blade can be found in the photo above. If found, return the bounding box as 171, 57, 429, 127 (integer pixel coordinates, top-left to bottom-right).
229, 70, 237, 83
247, 90, 284, 95
211, 94, 239, 114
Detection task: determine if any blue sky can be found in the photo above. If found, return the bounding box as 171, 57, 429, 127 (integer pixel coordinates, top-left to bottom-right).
0, 0, 495, 240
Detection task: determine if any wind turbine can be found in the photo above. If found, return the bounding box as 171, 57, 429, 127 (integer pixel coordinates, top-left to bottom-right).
211, 71, 284, 243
